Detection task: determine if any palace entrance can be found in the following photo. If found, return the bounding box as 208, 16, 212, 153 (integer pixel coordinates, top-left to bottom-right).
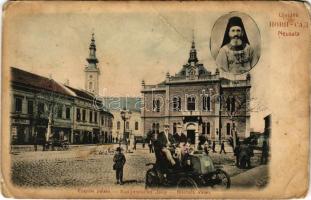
185, 123, 198, 145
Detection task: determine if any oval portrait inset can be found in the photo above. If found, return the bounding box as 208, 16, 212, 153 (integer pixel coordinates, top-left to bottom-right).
210, 12, 261, 75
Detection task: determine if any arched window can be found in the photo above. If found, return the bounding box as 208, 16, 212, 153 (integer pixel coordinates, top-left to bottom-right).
126, 121, 129, 130
226, 123, 231, 135
173, 96, 181, 111
187, 96, 196, 111
153, 99, 160, 112
135, 122, 139, 130
117, 121, 120, 130
203, 95, 211, 111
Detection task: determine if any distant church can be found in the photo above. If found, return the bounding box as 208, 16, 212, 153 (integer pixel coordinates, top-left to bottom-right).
141, 38, 251, 146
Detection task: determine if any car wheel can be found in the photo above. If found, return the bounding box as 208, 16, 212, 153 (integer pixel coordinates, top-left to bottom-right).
145, 169, 159, 189
214, 169, 231, 189
177, 177, 198, 189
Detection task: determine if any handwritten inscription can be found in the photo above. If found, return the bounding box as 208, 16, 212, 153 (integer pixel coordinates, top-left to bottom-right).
269, 12, 308, 37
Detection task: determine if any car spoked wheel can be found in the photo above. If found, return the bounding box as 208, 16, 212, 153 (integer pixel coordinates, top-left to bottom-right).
145, 169, 159, 188
177, 177, 198, 189
214, 169, 231, 189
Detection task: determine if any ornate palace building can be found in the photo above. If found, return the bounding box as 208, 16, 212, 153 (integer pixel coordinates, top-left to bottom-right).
141, 39, 251, 146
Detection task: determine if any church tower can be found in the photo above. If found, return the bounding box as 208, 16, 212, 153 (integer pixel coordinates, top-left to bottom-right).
84, 33, 100, 94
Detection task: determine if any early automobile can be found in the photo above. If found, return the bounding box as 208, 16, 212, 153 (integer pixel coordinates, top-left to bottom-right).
145, 151, 231, 189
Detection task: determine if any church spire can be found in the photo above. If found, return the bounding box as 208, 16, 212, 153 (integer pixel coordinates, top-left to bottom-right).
86, 33, 99, 68
188, 31, 198, 64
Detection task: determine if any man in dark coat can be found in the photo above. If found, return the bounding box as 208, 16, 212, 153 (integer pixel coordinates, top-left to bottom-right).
155, 123, 176, 166
173, 123, 187, 144
113, 147, 126, 184
212, 141, 216, 153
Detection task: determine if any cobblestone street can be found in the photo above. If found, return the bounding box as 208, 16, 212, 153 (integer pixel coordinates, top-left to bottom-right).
11, 145, 265, 188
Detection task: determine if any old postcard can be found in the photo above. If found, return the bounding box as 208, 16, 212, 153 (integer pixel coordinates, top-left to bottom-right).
1, 0, 310, 198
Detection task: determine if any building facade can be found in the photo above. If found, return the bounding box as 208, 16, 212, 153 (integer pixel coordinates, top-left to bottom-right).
10, 67, 113, 145
141, 40, 251, 146
64, 85, 114, 144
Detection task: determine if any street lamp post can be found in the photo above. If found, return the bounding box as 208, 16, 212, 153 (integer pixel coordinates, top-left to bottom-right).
120, 108, 132, 143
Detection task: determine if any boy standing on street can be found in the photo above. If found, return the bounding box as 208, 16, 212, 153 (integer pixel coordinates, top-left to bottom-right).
113, 147, 126, 185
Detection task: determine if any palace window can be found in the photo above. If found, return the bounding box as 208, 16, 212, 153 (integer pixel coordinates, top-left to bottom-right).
57, 105, 63, 118
126, 121, 129, 130
135, 122, 139, 130
76, 108, 81, 121
15, 97, 22, 113
82, 109, 86, 121
94, 112, 97, 123
187, 96, 196, 111
89, 111, 93, 122
27, 100, 33, 114
202, 122, 210, 135
117, 121, 121, 130
152, 123, 160, 133
38, 102, 45, 115
153, 99, 160, 112
66, 107, 70, 119
173, 96, 181, 111
202, 95, 211, 111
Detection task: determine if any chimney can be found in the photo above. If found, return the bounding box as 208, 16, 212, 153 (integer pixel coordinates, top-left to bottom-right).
64, 79, 70, 86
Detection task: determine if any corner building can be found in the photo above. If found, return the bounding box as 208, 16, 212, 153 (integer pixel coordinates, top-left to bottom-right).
141, 39, 251, 146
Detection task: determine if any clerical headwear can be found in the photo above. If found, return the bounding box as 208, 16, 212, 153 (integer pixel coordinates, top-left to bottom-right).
220, 16, 250, 48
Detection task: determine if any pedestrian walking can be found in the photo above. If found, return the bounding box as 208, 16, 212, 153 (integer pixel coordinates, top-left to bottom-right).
133, 139, 137, 150
33, 132, 38, 151
125, 139, 129, 152
113, 147, 126, 185
220, 141, 226, 154
212, 141, 216, 153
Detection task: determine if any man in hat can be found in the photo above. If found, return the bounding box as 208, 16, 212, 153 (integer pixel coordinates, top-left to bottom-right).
113, 147, 126, 185
216, 16, 258, 74
156, 123, 176, 166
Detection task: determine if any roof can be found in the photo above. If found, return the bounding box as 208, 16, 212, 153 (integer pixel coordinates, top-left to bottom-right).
64, 85, 95, 100
11, 67, 73, 97
102, 97, 142, 112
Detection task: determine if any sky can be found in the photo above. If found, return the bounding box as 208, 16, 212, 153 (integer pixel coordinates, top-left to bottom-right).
4, 2, 272, 132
